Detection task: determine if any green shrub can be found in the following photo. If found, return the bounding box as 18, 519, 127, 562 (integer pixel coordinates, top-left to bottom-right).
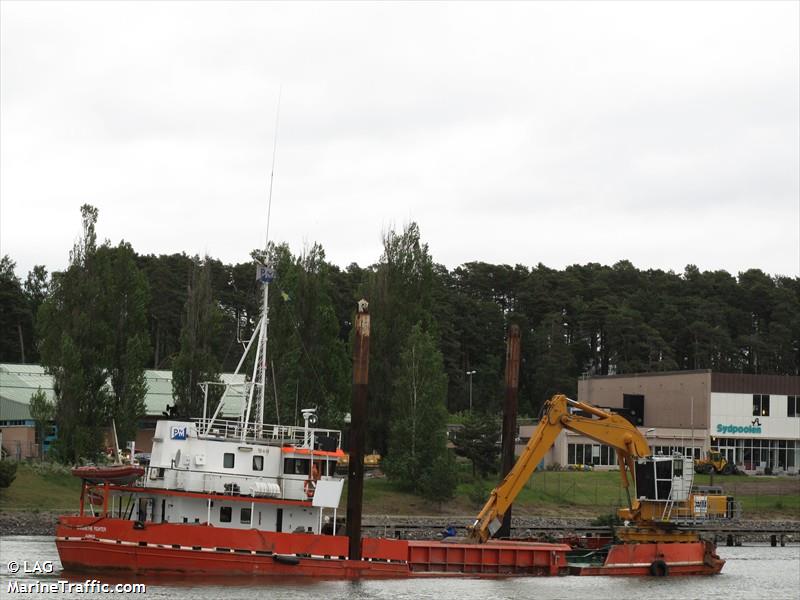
0, 461, 18, 488
467, 480, 491, 507
591, 512, 622, 527
419, 452, 459, 504
28, 461, 72, 477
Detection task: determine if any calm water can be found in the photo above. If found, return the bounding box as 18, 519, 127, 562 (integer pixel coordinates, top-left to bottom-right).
1, 536, 798, 599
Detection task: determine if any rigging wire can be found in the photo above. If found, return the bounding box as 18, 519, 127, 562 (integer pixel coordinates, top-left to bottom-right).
271, 359, 280, 425
265, 85, 282, 252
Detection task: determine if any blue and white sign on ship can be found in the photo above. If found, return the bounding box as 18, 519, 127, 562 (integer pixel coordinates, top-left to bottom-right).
256, 265, 275, 283
170, 425, 188, 440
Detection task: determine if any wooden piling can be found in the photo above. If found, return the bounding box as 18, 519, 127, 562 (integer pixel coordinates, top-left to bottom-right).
347, 299, 370, 561
497, 325, 521, 539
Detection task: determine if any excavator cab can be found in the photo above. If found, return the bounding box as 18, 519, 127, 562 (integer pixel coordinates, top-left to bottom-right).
634, 454, 694, 503
621, 453, 738, 524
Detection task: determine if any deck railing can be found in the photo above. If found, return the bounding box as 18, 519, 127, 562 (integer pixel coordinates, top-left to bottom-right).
662, 498, 743, 525
192, 417, 341, 449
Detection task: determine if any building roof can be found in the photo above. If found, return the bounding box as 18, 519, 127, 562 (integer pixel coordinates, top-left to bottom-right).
0, 364, 56, 405
580, 369, 800, 395
581, 369, 712, 380
711, 372, 800, 396
0, 398, 34, 422
142, 369, 247, 417
0, 364, 247, 421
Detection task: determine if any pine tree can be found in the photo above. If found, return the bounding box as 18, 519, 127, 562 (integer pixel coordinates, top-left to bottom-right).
367, 223, 436, 454
172, 257, 222, 418
257, 242, 350, 428
97, 243, 150, 444
452, 411, 500, 478
29, 388, 54, 459
384, 323, 455, 499
0, 256, 29, 363
38, 205, 150, 461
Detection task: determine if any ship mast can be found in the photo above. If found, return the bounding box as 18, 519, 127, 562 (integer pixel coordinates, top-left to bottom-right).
254, 264, 272, 438
241, 89, 282, 440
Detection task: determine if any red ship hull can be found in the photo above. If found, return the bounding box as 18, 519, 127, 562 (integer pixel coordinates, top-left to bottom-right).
569, 540, 725, 576
56, 516, 570, 578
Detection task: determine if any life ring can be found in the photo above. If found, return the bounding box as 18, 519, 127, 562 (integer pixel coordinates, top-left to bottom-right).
649, 560, 669, 577
304, 462, 321, 498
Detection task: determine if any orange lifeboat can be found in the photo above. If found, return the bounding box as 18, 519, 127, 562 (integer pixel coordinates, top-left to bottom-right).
71, 465, 145, 486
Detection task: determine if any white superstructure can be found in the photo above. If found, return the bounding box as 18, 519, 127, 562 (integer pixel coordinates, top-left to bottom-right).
96, 264, 346, 536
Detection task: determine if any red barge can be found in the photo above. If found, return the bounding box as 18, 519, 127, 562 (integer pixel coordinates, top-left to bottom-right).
55, 408, 728, 578
55, 264, 732, 579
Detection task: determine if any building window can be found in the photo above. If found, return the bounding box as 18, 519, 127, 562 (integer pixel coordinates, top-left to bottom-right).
567, 443, 620, 467
220, 506, 232, 523
752, 394, 770, 417
253, 455, 264, 471
788, 396, 798, 418
240, 508, 251, 524
223, 453, 235, 468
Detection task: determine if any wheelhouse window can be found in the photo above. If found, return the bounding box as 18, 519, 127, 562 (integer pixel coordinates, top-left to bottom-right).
253, 455, 264, 471
752, 394, 770, 417
788, 396, 798, 418
240, 508, 251, 524
325, 458, 338, 476
283, 458, 310, 475
223, 453, 235, 468
220, 506, 232, 523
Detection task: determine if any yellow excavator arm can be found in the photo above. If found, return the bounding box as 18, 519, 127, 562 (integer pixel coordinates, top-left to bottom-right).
468, 394, 651, 542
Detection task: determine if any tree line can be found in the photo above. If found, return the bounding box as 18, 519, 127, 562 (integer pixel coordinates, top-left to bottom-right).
1, 206, 798, 492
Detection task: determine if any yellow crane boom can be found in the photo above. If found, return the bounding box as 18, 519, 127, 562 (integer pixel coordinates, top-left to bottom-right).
468, 394, 651, 542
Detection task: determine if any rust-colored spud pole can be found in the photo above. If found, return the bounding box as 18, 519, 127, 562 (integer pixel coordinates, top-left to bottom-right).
497, 324, 521, 538
347, 299, 370, 560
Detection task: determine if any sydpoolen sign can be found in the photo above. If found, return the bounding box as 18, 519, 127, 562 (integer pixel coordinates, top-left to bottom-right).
716, 424, 762, 435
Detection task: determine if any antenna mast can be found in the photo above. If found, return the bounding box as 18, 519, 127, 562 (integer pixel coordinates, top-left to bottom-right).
206, 89, 282, 441
253, 89, 282, 438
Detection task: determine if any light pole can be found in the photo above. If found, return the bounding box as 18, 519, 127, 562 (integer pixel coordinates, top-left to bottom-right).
466, 370, 477, 411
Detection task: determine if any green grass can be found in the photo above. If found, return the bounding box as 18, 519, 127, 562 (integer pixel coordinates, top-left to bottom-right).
0, 462, 81, 512
737, 495, 800, 513
513, 471, 628, 507
357, 469, 800, 518
2, 462, 798, 519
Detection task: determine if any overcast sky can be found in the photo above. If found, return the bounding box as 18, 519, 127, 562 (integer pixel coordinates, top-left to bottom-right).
2, 1, 798, 279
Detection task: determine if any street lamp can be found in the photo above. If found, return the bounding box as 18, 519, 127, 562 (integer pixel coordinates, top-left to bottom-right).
466, 370, 477, 411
